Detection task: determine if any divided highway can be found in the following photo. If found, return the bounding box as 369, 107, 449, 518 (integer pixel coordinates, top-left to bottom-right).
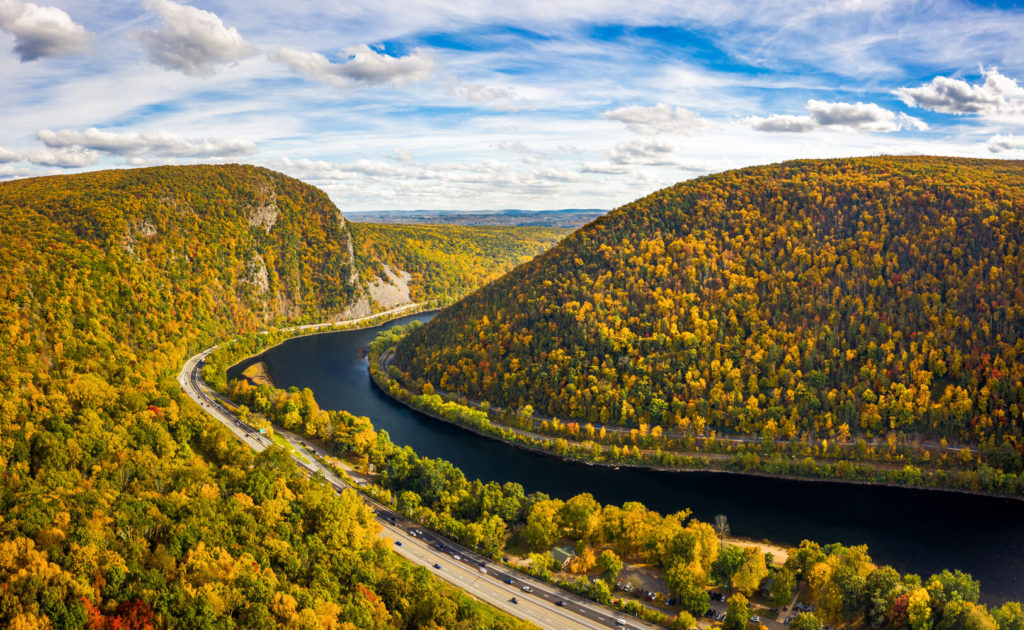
177, 311, 663, 630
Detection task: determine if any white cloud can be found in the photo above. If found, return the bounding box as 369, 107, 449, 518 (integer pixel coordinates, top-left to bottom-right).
747, 114, 818, 133
985, 134, 1024, 154
603, 103, 709, 135
580, 162, 631, 175
896, 68, 1024, 118
0, 146, 22, 162
270, 44, 434, 90
37, 127, 258, 159
748, 100, 926, 133
457, 83, 518, 103
0, 163, 34, 179
0, 0, 91, 61
27, 147, 97, 167
139, 0, 256, 76
608, 139, 677, 165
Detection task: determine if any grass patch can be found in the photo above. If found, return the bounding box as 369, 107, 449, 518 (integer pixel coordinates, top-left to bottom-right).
269, 431, 311, 464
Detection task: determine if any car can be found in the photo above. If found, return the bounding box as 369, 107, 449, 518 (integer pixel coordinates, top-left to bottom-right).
434, 543, 446, 550
751, 616, 761, 623
452, 554, 461, 560
555, 600, 564, 607
704, 609, 715, 618
394, 541, 402, 546
408, 529, 417, 536
433, 563, 441, 569
511, 597, 518, 604
615, 620, 626, 627
522, 585, 532, 592
479, 567, 488, 574
504, 578, 514, 585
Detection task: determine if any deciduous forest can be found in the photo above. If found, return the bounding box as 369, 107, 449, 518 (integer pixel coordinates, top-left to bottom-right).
395, 157, 1024, 491
0, 165, 533, 628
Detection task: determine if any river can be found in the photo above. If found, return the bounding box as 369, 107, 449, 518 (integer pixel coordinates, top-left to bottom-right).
229, 312, 1024, 604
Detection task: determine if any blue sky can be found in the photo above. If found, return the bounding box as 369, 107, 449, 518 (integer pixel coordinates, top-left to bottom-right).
1, 0, 1023, 210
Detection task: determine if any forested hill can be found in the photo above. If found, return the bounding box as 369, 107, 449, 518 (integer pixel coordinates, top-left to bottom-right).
394, 156, 1024, 476
0, 165, 529, 628
2, 164, 361, 331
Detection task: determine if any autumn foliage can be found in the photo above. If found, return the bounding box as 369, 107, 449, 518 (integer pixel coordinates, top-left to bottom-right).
396, 156, 1024, 480
0, 165, 531, 628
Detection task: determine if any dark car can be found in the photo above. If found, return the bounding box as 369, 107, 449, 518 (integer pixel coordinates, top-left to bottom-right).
555, 600, 564, 607
433, 563, 441, 569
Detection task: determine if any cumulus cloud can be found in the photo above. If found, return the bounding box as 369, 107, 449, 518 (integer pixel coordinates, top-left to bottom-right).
748, 99, 926, 133
0, 163, 34, 179
139, 0, 256, 76
0, 0, 91, 61
0, 146, 22, 163
747, 114, 817, 132
608, 139, 677, 166
271, 155, 585, 197
985, 134, 1024, 153
37, 127, 258, 159
602, 103, 709, 135
270, 44, 434, 90
27, 147, 97, 168
896, 68, 1024, 118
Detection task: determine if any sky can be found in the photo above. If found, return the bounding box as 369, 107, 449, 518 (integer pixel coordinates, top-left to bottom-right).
1, 0, 1023, 211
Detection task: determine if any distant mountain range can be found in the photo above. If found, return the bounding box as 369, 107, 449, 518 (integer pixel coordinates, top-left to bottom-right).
346, 208, 606, 228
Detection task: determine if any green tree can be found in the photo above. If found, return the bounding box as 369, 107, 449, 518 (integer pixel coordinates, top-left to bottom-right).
711, 545, 745, 590
596, 549, 623, 580
789, 612, 824, 630
993, 601, 1024, 630
671, 611, 698, 630
665, 563, 710, 616
769, 567, 796, 607
725, 593, 751, 630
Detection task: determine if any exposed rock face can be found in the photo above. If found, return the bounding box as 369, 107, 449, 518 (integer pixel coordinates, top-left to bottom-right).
367, 264, 412, 308
248, 180, 279, 233
337, 296, 372, 320
247, 253, 270, 294
122, 219, 158, 252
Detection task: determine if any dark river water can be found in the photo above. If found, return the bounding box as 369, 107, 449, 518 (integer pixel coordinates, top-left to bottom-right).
229, 312, 1024, 604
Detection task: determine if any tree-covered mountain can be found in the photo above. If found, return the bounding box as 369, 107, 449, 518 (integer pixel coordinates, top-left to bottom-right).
351, 222, 568, 305
0, 165, 531, 628
394, 156, 1024, 479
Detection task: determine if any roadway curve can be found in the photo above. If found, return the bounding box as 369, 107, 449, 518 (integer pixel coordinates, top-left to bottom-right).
177, 307, 662, 630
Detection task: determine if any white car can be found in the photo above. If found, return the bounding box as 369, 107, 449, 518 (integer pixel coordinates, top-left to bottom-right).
479, 567, 487, 574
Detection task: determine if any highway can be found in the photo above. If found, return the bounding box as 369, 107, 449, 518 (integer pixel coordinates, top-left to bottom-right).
177, 313, 663, 630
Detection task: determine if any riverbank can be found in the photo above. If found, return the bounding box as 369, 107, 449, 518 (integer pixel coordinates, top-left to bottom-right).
241, 361, 275, 386
372, 332, 1022, 502
214, 302, 435, 388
